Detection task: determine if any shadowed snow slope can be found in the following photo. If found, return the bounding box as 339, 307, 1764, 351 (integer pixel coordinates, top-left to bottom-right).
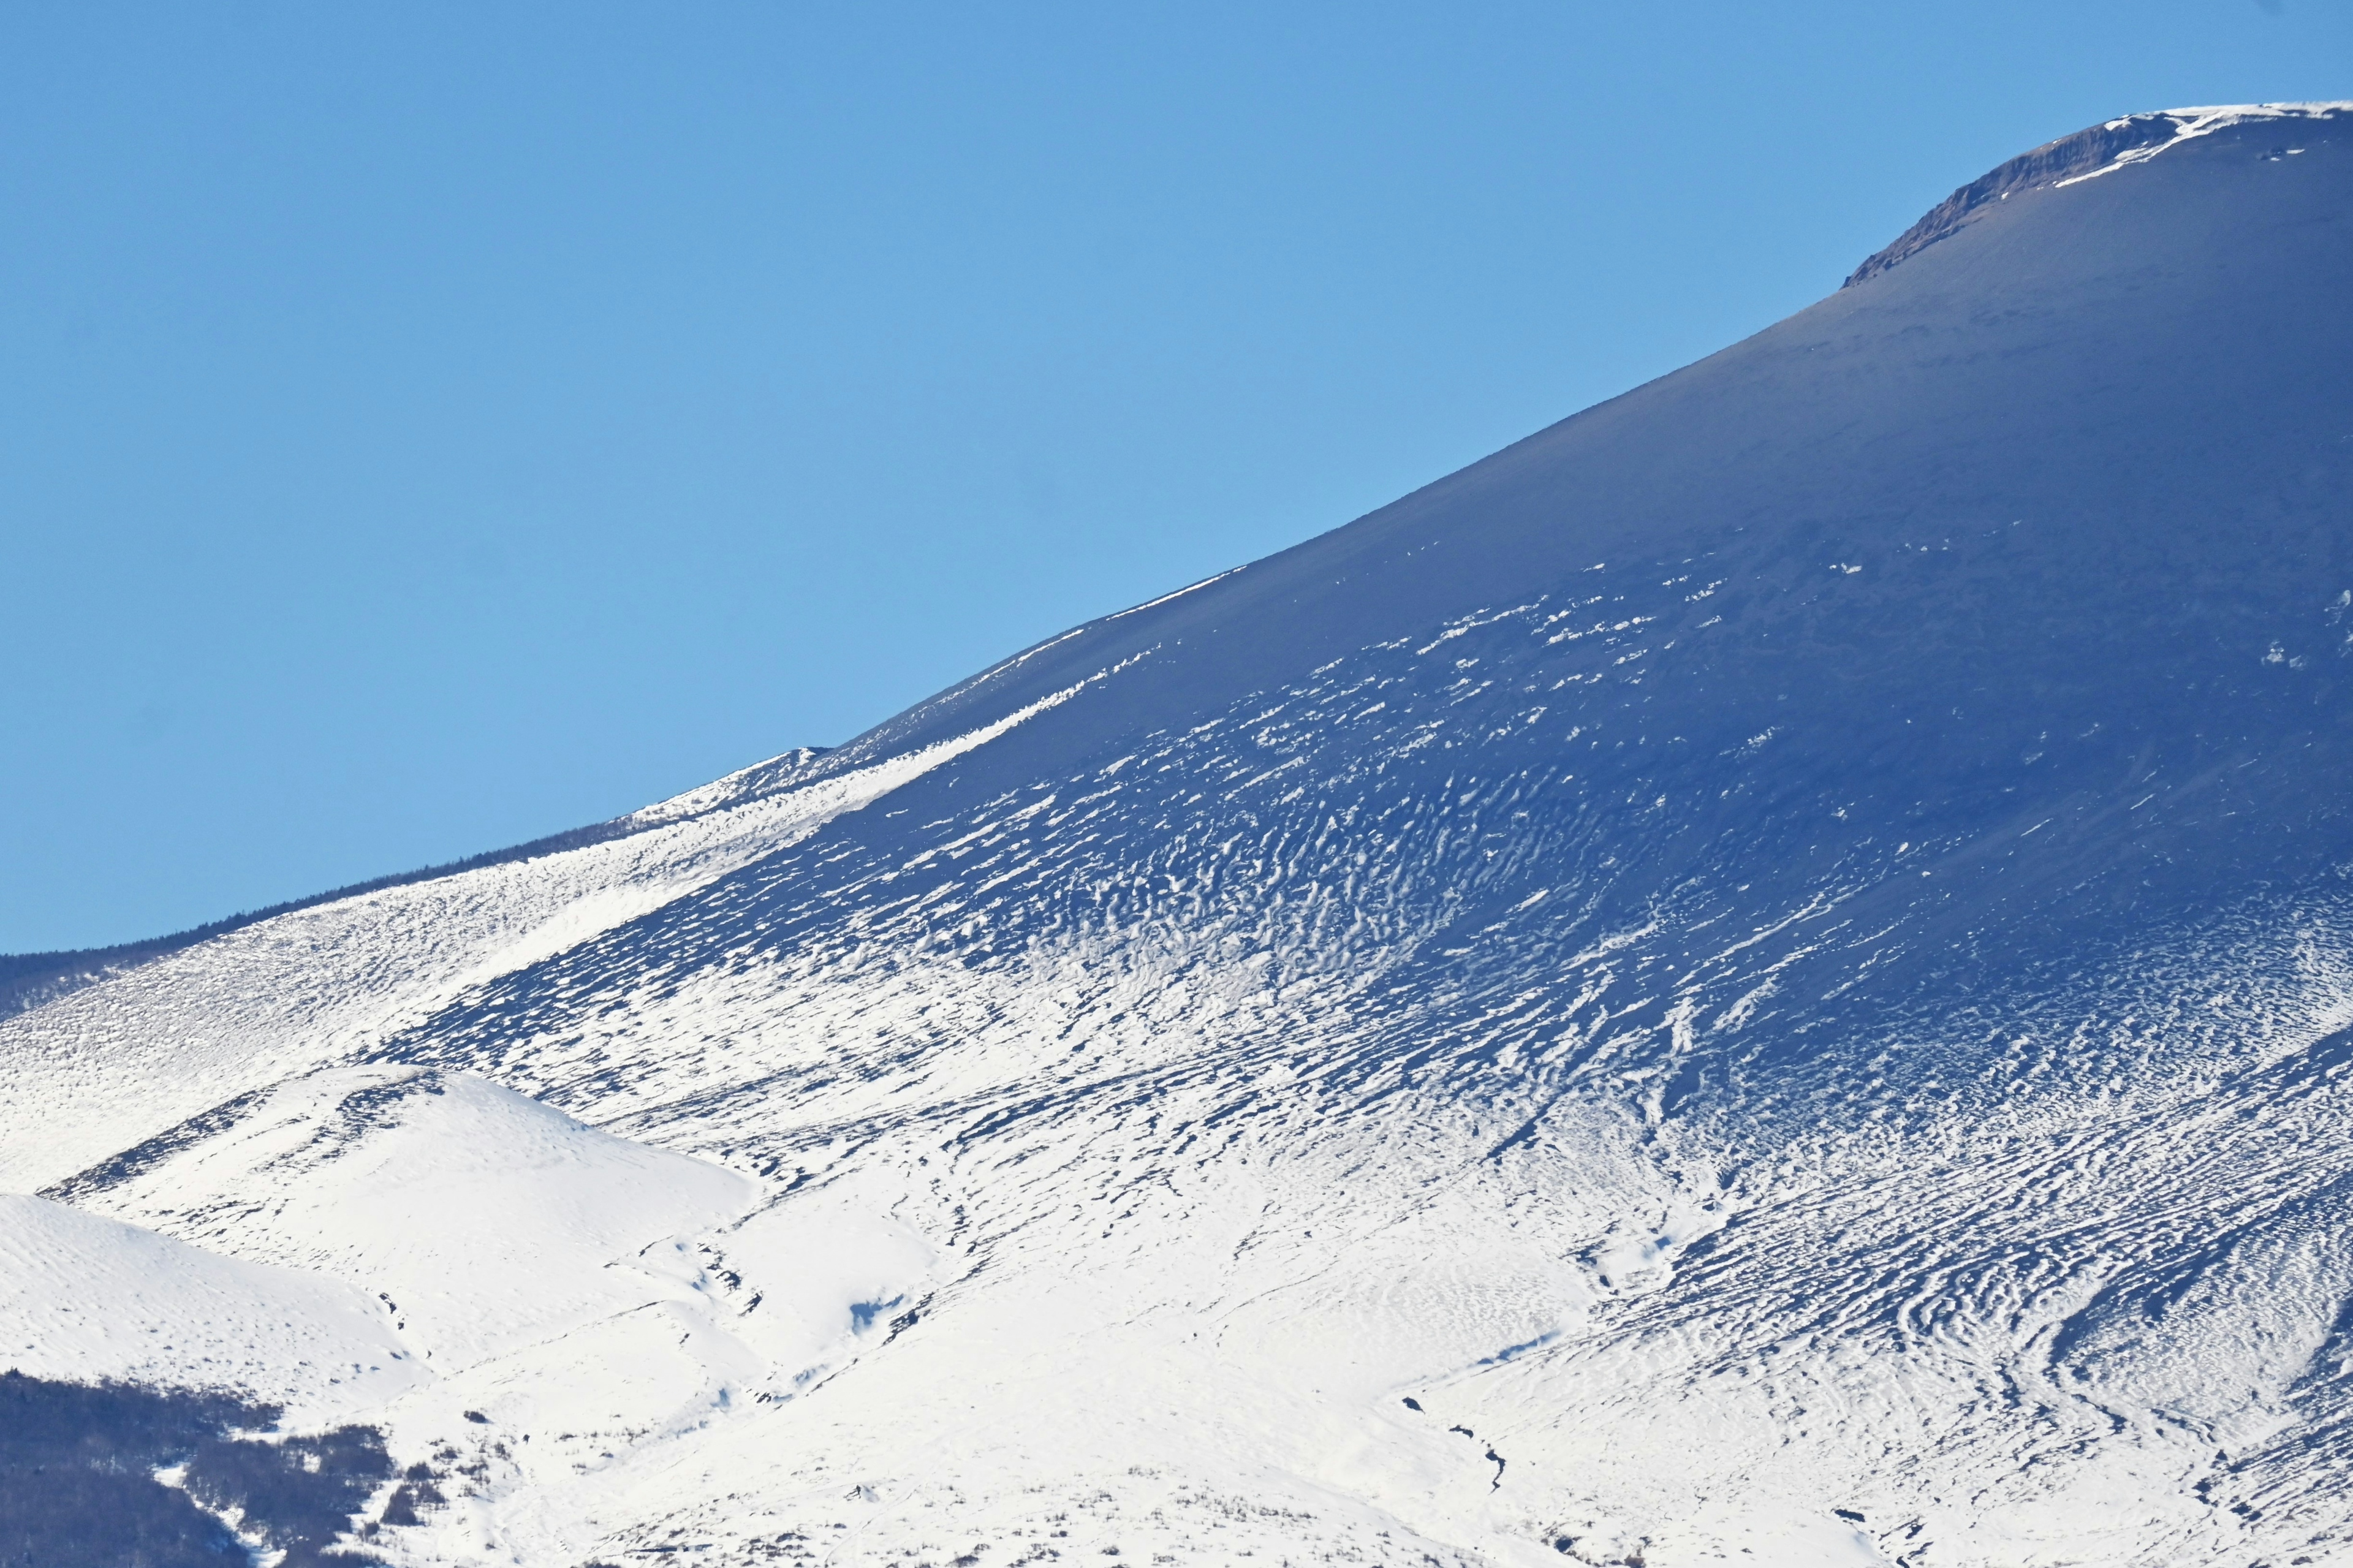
6, 107, 2353, 1567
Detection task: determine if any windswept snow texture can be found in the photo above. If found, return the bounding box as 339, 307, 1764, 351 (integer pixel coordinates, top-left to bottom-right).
7, 107, 2353, 1567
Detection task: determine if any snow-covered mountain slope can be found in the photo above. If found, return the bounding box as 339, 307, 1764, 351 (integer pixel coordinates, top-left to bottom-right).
0, 1194, 422, 1423
7, 105, 2353, 1567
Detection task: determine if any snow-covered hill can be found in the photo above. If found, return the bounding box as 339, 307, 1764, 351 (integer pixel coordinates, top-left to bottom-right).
7, 104, 2353, 1567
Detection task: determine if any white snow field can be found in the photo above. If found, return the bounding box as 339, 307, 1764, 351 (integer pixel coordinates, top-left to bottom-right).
7, 105, 2353, 1567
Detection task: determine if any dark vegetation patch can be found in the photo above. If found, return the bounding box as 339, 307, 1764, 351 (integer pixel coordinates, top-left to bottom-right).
376, 1463, 445, 1528
0, 1369, 394, 1567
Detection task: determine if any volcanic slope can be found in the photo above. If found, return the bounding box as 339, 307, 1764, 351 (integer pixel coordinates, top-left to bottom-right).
6, 104, 2353, 1567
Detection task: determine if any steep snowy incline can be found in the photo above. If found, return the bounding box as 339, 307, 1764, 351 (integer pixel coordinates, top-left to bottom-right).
0, 679, 1106, 1194
6, 106, 2353, 1568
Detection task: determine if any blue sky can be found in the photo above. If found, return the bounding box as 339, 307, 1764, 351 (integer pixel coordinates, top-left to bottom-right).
6, 1, 2348, 953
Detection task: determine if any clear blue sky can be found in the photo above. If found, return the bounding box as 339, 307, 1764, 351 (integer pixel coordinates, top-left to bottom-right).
6, 1, 2347, 953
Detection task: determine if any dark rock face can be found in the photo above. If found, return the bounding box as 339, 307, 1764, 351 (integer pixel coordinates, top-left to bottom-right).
1843, 106, 2345, 286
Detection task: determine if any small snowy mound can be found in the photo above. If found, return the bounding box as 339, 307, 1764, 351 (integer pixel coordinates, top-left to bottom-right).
0, 1193, 422, 1421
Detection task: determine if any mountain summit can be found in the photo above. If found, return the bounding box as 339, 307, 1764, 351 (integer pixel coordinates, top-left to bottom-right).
6, 105, 2353, 1568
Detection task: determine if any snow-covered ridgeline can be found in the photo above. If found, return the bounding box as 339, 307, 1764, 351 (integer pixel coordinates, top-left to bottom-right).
0, 667, 1119, 1196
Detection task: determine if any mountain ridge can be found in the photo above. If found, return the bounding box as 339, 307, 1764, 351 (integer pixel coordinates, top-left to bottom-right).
1845, 100, 2351, 285
19, 102, 2345, 988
